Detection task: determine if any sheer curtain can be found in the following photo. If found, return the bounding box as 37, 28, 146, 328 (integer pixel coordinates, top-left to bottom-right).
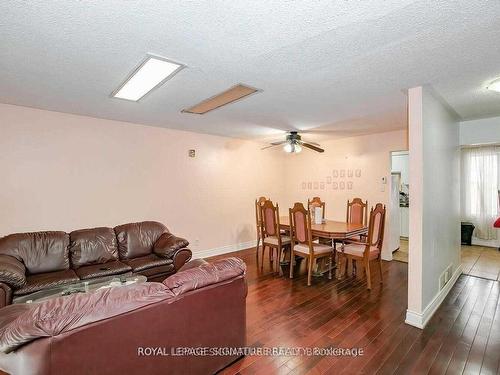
461, 146, 500, 240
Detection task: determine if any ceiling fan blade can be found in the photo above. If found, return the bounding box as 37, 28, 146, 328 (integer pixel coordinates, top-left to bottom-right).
301, 140, 321, 146
261, 142, 286, 150
299, 142, 324, 153
270, 141, 287, 145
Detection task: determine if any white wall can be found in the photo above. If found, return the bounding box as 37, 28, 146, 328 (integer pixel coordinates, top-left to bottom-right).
406, 86, 461, 329
0, 103, 286, 257
460, 116, 500, 145
282, 130, 408, 260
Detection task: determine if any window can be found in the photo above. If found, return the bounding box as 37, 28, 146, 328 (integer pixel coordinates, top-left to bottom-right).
461, 146, 500, 240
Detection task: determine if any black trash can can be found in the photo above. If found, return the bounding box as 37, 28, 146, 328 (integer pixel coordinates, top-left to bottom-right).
461, 222, 475, 246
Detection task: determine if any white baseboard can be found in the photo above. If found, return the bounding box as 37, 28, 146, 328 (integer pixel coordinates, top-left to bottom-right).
405, 264, 463, 329
191, 240, 257, 260
471, 236, 499, 248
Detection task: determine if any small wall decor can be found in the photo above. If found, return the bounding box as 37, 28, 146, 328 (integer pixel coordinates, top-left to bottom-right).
332, 182, 338, 190
340, 170, 345, 178
347, 181, 353, 190
320, 182, 325, 190
313, 181, 319, 190
301, 182, 307, 190
307, 182, 312, 190
355, 169, 361, 177
333, 170, 339, 178
348, 169, 353, 178
340, 181, 345, 190
326, 176, 332, 184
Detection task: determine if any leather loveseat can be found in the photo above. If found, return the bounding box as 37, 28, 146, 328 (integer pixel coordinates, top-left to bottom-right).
0, 257, 247, 375
0, 221, 192, 307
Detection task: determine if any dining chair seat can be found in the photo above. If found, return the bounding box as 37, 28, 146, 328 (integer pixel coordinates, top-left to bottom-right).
264, 235, 291, 246
342, 242, 379, 260
294, 243, 332, 255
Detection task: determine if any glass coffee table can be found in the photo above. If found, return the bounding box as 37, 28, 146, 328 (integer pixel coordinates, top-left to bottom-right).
14, 273, 147, 304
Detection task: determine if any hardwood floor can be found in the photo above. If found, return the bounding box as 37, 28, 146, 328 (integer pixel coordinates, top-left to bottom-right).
208, 248, 500, 375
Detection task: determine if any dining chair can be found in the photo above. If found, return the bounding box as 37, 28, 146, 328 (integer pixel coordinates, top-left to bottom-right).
255, 196, 268, 263
308, 196, 326, 219
339, 203, 386, 290
289, 202, 334, 286
346, 198, 368, 226
260, 200, 291, 273
308, 196, 330, 247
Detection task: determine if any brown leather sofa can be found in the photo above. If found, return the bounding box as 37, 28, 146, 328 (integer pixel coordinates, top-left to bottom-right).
0, 257, 247, 375
0, 221, 192, 307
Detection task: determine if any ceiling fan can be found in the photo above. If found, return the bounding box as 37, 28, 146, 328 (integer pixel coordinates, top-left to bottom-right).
261, 131, 324, 153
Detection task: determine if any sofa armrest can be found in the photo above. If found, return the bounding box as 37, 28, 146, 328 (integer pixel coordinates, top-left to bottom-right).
163, 257, 246, 296
0, 255, 26, 289
153, 233, 189, 258
0, 282, 13, 308
171, 248, 193, 271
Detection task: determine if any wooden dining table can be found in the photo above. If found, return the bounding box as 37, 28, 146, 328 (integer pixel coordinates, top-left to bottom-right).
279, 217, 368, 277
279, 217, 368, 243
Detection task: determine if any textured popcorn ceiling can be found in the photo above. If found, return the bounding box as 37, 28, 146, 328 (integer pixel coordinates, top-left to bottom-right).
1, 0, 500, 140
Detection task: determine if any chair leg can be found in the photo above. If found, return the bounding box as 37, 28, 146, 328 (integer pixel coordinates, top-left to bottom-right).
277, 247, 283, 275
365, 259, 372, 290
378, 259, 383, 284
344, 256, 348, 277
307, 256, 313, 286
328, 255, 332, 280
260, 246, 265, 270
289, 250, 294, 279
256, 235, 260, 263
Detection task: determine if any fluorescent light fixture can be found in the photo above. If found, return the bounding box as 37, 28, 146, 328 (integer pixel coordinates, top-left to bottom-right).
182, 84, 260, 114
112, 55, 185, 101
487, 78, 500, 93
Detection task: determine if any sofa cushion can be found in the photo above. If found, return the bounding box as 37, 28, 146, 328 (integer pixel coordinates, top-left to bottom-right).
69, 227, 118, 269
13, 269, 79, 296
0, 232, 70, 275
122, 254, 173, 273
114, 221, 167, 260
74, 261, 132, 280
1, 283, 171, 353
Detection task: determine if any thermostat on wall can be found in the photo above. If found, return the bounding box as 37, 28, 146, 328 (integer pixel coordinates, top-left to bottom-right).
188, 149, 196, 158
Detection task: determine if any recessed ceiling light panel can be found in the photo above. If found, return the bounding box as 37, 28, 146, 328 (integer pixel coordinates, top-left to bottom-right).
182, 84, 260, 114
112, 55, 185, 101
487, 78, 500, 93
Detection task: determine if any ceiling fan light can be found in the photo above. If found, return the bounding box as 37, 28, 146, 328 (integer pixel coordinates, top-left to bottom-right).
294, 144, 302, 153
283, 143, 293, 153
487, 78, 500, 92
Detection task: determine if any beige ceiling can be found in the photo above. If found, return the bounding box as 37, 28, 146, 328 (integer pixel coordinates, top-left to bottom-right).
1, 0, 500, 140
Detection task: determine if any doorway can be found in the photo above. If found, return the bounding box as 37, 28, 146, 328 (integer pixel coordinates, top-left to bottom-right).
391, 151, 409, 263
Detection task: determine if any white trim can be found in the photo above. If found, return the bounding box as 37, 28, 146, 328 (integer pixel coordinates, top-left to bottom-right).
191, 240, 257, 259
471, 236, 499, 249
405, 264, 463, 329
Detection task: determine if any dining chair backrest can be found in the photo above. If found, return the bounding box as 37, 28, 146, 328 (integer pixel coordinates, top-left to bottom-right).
308, 197, 325, 219
366, 203, 386, 252
347, 198, 368, 226
255, 196, 268, 226
261, 200, 280, 237
289, 202, 312, 246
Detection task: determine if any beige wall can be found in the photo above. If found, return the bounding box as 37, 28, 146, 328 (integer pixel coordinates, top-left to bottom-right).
0, 103, 408, 258
0, 103, 286, 256
281, 130, 408, 258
